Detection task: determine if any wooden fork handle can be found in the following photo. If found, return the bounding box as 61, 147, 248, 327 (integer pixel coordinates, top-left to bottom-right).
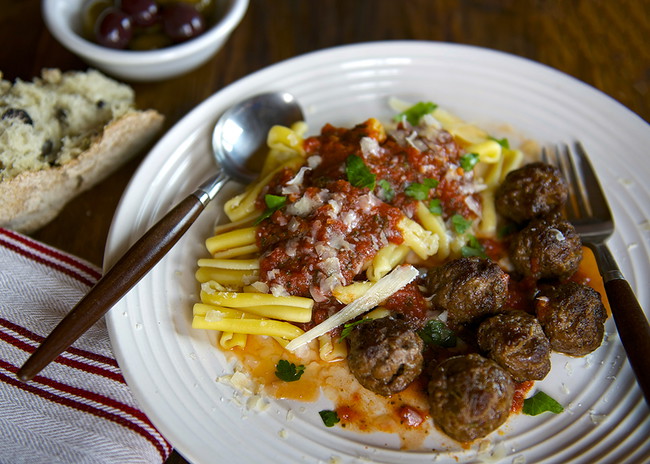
605, 277, 650, 406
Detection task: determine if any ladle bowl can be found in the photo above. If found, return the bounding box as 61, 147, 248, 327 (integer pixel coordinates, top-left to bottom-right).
17, 92, 304, 381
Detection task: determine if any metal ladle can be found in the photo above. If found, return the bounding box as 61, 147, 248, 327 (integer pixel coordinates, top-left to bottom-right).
18, 92, 304, 381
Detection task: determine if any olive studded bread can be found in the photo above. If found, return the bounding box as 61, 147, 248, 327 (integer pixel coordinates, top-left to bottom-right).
0, 68, 163, 232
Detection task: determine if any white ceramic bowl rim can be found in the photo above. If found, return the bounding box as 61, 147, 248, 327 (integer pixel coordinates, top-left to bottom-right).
42, 0, 248, 64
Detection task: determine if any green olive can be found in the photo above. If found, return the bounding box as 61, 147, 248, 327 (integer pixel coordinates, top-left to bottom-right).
81, 0, 112, 39
128, 31, 173, 50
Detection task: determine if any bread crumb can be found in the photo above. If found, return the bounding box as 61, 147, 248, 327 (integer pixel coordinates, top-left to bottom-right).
0, 68, 134, 180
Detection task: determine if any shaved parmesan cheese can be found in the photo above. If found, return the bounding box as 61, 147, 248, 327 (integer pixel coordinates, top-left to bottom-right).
360, 136, 381, 156
307, 155, 322, 168
285, 265, 419, 351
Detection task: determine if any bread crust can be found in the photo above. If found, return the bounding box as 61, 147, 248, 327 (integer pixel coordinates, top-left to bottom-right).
0, 109, 164, 233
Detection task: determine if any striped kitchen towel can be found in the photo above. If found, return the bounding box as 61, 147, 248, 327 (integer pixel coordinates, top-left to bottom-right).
0, 228, 172, 463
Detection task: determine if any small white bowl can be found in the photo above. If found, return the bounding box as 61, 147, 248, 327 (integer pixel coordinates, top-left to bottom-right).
42, 0, 248, 82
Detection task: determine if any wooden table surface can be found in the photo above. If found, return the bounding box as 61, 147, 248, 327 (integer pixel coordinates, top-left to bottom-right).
2, 0, 649, 462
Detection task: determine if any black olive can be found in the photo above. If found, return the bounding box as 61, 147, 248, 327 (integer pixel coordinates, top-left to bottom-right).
2, 108, 33, 125
40, 140, 57, 164
56, 108, 68, 123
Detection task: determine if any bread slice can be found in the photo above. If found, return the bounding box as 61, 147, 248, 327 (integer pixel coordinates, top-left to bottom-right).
0, 69, 164, 233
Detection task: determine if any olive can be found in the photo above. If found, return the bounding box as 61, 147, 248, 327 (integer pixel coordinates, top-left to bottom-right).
94, 7, 134, 49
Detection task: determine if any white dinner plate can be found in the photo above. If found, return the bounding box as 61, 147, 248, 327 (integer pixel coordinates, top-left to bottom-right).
105, 41, 650, 463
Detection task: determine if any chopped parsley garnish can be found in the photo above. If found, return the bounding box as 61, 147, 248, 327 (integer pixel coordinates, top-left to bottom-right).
451, 214, 473, 234
394, 101, 438, 126
460, 152, 480, 171
255, 194, 287, 224
405, 178, 439, 201
418, 320, 457, 348
428, 198, 442, 215
346, 154, 376, 190
339, 318, 371, 340
461, 235, 487, 258
489, 136, 510, 149
522, 391, 564, 416
274, 359, 305, 382
378, 179, 395, 202
319, 410, 340, 427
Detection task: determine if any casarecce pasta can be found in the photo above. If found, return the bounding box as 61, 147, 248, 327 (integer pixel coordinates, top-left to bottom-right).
192, 100, 525, 357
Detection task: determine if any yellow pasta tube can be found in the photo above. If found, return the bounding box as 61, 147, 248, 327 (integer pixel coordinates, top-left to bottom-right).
398, 215, 439, 260
478, 189, 497, 237
197, 258, 260, 270
246, 305, 312, 323
466, 140, 502, 164
213, 215, 257, 235
211, 244, 260, 259
219, 331, 247, 350
261, 123, 307, 176
414, 201, 450, 260
430, 108, 491, 147
206, 227, 258, 255
198, 303, 311, 323
499, 148, 524, 182
365, 307, 392, 320
193, 303, 245, 318
318, 334, 348, 362
224, 158, 304, 222
332, 281, 373, 304
481, 159, 504, 188
366, 243, 410, 281
195, 268, 259, 286
192, 315, 304, 339
200, 291, 314, 309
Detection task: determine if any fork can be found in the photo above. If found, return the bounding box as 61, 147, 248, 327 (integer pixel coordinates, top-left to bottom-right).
543, 142, 650, 406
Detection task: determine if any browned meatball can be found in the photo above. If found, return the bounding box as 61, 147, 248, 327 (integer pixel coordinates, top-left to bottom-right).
509, 215, 582, 280
535, 282, 607, 356
477, 311, 551, 382
347, 316, 424, 396
428, 353, 515, 442
427, 257, 509, 332
495, 162, 568, 224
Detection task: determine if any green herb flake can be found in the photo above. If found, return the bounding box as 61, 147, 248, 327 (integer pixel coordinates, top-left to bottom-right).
378, 179, 395, 202
461, 235, 487, 258
451, 214, 473, 234
489, 136, 510, 149
274, 359, 305, 382
522, 391, 564, 416
346, 155, 376, 190
394, 101, 438, 126
405, 179, 439, 201
418, 320, 457, 348
340, 318, 371, 340
255, 194, 287, 224
460, 152, 480, 171
428, 198, 442, 215
319, 410, 340, 427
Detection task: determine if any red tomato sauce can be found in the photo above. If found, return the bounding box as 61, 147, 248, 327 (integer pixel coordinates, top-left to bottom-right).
256, 118, 476, 310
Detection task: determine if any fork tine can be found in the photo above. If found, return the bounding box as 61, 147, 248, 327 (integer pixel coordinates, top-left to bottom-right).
572, 141, 612, 221
548, 144, 580, 219
560, 143, 593, 219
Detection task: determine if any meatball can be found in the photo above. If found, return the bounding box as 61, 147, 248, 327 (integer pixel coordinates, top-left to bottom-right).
535, 282, 607, 356
347, 316, 424, 396
495, 162, 568, 224
427, 257, 509, 332
428, 353, 515, 442
477, 311, 551, 382
509, 214, 582, 280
